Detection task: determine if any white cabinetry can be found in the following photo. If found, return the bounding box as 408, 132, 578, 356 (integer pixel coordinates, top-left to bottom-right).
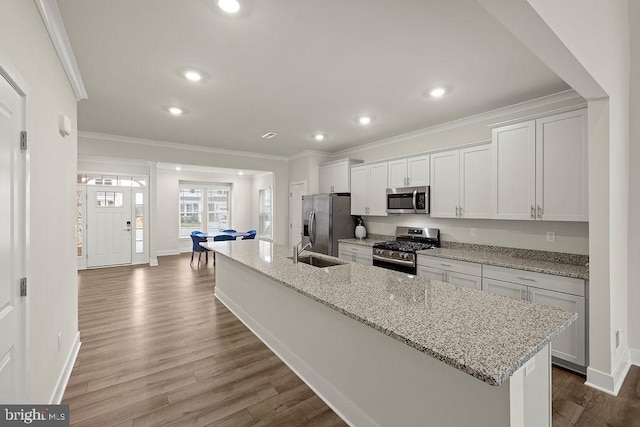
430, 144, 492, 219
417, 256, 482, 290
350, 162, 388, 216
492, 109, 587, 221
388, 155, 429, 188
319, 159, 363, 193
482, 265, 586, 368
338, 243, 373, 266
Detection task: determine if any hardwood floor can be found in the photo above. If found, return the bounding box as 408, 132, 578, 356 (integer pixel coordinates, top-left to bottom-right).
64, 254, 346, 426
64, 254, 640, 426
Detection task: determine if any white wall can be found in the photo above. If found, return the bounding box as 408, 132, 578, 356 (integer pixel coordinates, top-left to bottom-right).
0, 0, 79, 402
77, 136, 290, 246
288, 152, 331, 195
156, 170, 254, 254
331, 96, 589, 254
627, 1, 640, 354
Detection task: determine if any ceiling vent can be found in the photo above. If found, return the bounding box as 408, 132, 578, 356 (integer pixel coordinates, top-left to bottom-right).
261, 132, 277, 139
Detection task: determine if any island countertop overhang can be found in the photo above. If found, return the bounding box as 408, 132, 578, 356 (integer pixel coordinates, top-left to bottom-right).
203, 240, 576, 386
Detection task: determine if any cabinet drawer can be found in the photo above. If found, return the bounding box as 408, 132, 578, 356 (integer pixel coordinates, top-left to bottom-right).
339, 243, 373, 257
482, 265, 585, 296
417, 255, 482, 277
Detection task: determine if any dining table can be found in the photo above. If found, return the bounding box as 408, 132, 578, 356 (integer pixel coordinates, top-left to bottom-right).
203, 231, 251, 240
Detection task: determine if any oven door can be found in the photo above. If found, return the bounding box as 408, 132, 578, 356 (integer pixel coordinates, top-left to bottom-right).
386, 186, 429, 214
372, 257, 417, 275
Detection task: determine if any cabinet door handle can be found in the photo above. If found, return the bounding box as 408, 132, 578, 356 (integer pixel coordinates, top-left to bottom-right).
406, 177, 410, 186
455, 206, 459, 216
531, 205, 535, 218
537, 205, 543, 218
440, 263, 452, 267
442, 271, 446, 282
459, 206, 463, 216
520, 289, 526, 300
517, 276, 536, 282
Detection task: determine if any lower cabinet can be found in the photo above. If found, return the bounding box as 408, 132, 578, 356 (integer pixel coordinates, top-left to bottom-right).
417, 256, 482, 290
338, 243, 373, 266
482, 266, 586, 369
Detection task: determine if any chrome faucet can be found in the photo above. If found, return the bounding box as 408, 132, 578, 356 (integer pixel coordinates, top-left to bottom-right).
293, 240, 312, 263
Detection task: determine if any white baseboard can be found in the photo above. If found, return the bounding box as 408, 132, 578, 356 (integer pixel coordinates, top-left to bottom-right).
149, 257, 158, 266
630, 348, 640, 366
585, 347, 631, 396
49, 331, 81, 404
215, 289, 377, 427
156, 249, 180, 257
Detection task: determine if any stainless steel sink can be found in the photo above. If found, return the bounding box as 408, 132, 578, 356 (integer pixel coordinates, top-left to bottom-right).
288, 255, 345, 268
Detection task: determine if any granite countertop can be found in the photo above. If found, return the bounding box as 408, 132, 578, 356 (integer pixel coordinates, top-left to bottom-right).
417, 247, 589, 280
338, 234, 393, 246
204, 240, 576, 387
338, 238, 589, 280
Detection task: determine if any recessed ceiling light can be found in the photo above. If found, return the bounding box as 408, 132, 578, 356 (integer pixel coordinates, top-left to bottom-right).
218, 0, 240, 13
262, 132, 277, 139
175, 166, 182, 171
169, 107, 183, 115
184, 71, 202, 82
430, 87, 447, 98
358, 116, 372, 125
314, 134, 326, 141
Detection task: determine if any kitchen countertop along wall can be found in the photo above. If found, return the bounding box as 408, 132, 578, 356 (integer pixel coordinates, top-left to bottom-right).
338, 238, 589, 280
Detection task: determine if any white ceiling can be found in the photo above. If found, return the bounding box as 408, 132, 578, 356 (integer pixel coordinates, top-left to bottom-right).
57, 0, 569, 157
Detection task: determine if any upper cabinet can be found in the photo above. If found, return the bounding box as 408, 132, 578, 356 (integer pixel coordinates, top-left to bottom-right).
430, 144, 492, 219
351, 162, 388, 216
387, 155, 429, 188
492, 109, 588, 221
319, 159, 363, 193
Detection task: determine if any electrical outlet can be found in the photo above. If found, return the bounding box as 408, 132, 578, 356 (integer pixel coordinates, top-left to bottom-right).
546, 232, 556, 243
525, 358, 535, 376
470, 228, 478, 237
58, 332, 62, 352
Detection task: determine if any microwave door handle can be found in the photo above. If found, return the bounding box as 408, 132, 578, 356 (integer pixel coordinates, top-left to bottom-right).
412, 190, 418, 213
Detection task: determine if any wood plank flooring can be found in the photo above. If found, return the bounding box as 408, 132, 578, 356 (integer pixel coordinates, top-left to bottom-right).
64, 254, 346, 426
64, 253, 640, 426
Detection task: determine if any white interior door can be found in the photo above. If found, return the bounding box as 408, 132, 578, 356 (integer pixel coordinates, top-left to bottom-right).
289, 182, 306, 247
0, 72, 27, 402
87, 186, 132, 267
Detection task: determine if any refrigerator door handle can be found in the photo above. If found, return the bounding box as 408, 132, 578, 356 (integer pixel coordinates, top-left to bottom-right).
309, 211, 316, 247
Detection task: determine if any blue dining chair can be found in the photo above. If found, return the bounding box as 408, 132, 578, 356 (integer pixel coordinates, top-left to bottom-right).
222, 229, 236, 233
242, 229, 257, 240
190, 233, 210, 267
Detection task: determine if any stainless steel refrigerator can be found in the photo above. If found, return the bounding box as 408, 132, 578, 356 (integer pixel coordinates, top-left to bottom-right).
301, 193, 354, 257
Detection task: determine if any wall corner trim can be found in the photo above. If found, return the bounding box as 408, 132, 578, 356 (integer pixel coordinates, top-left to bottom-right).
33, 0, 88, 100
585, 347, 632, 396
49, 331, 81, 404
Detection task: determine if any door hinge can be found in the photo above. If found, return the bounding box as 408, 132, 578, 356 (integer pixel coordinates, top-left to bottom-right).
20, 131, 27, 150
20, 277, 27, 296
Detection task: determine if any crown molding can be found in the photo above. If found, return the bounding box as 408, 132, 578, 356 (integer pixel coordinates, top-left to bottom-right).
77, 154, 152, 168
78, 131, 290, 161
332, 89, 582, 157
288, 150, 333, 161
34, 0, 88, 101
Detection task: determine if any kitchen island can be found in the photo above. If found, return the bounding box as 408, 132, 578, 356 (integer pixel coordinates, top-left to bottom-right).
203, 240, 576, 427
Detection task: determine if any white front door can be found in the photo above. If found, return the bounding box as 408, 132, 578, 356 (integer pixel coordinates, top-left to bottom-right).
0, 72, 27, 402
87, 186, 132, 267
289, 182, 307, 247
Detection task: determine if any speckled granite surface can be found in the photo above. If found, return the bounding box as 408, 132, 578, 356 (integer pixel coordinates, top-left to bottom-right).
338, 234, 393, 246
338, 238, 589, 280
204, 240, 576, 386
417, 247, 589, 280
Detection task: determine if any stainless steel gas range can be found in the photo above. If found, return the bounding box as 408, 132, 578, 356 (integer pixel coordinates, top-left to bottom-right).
372, 227, 440, 274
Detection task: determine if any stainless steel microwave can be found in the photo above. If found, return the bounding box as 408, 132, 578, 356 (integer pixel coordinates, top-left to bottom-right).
386, 186, 429, 214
